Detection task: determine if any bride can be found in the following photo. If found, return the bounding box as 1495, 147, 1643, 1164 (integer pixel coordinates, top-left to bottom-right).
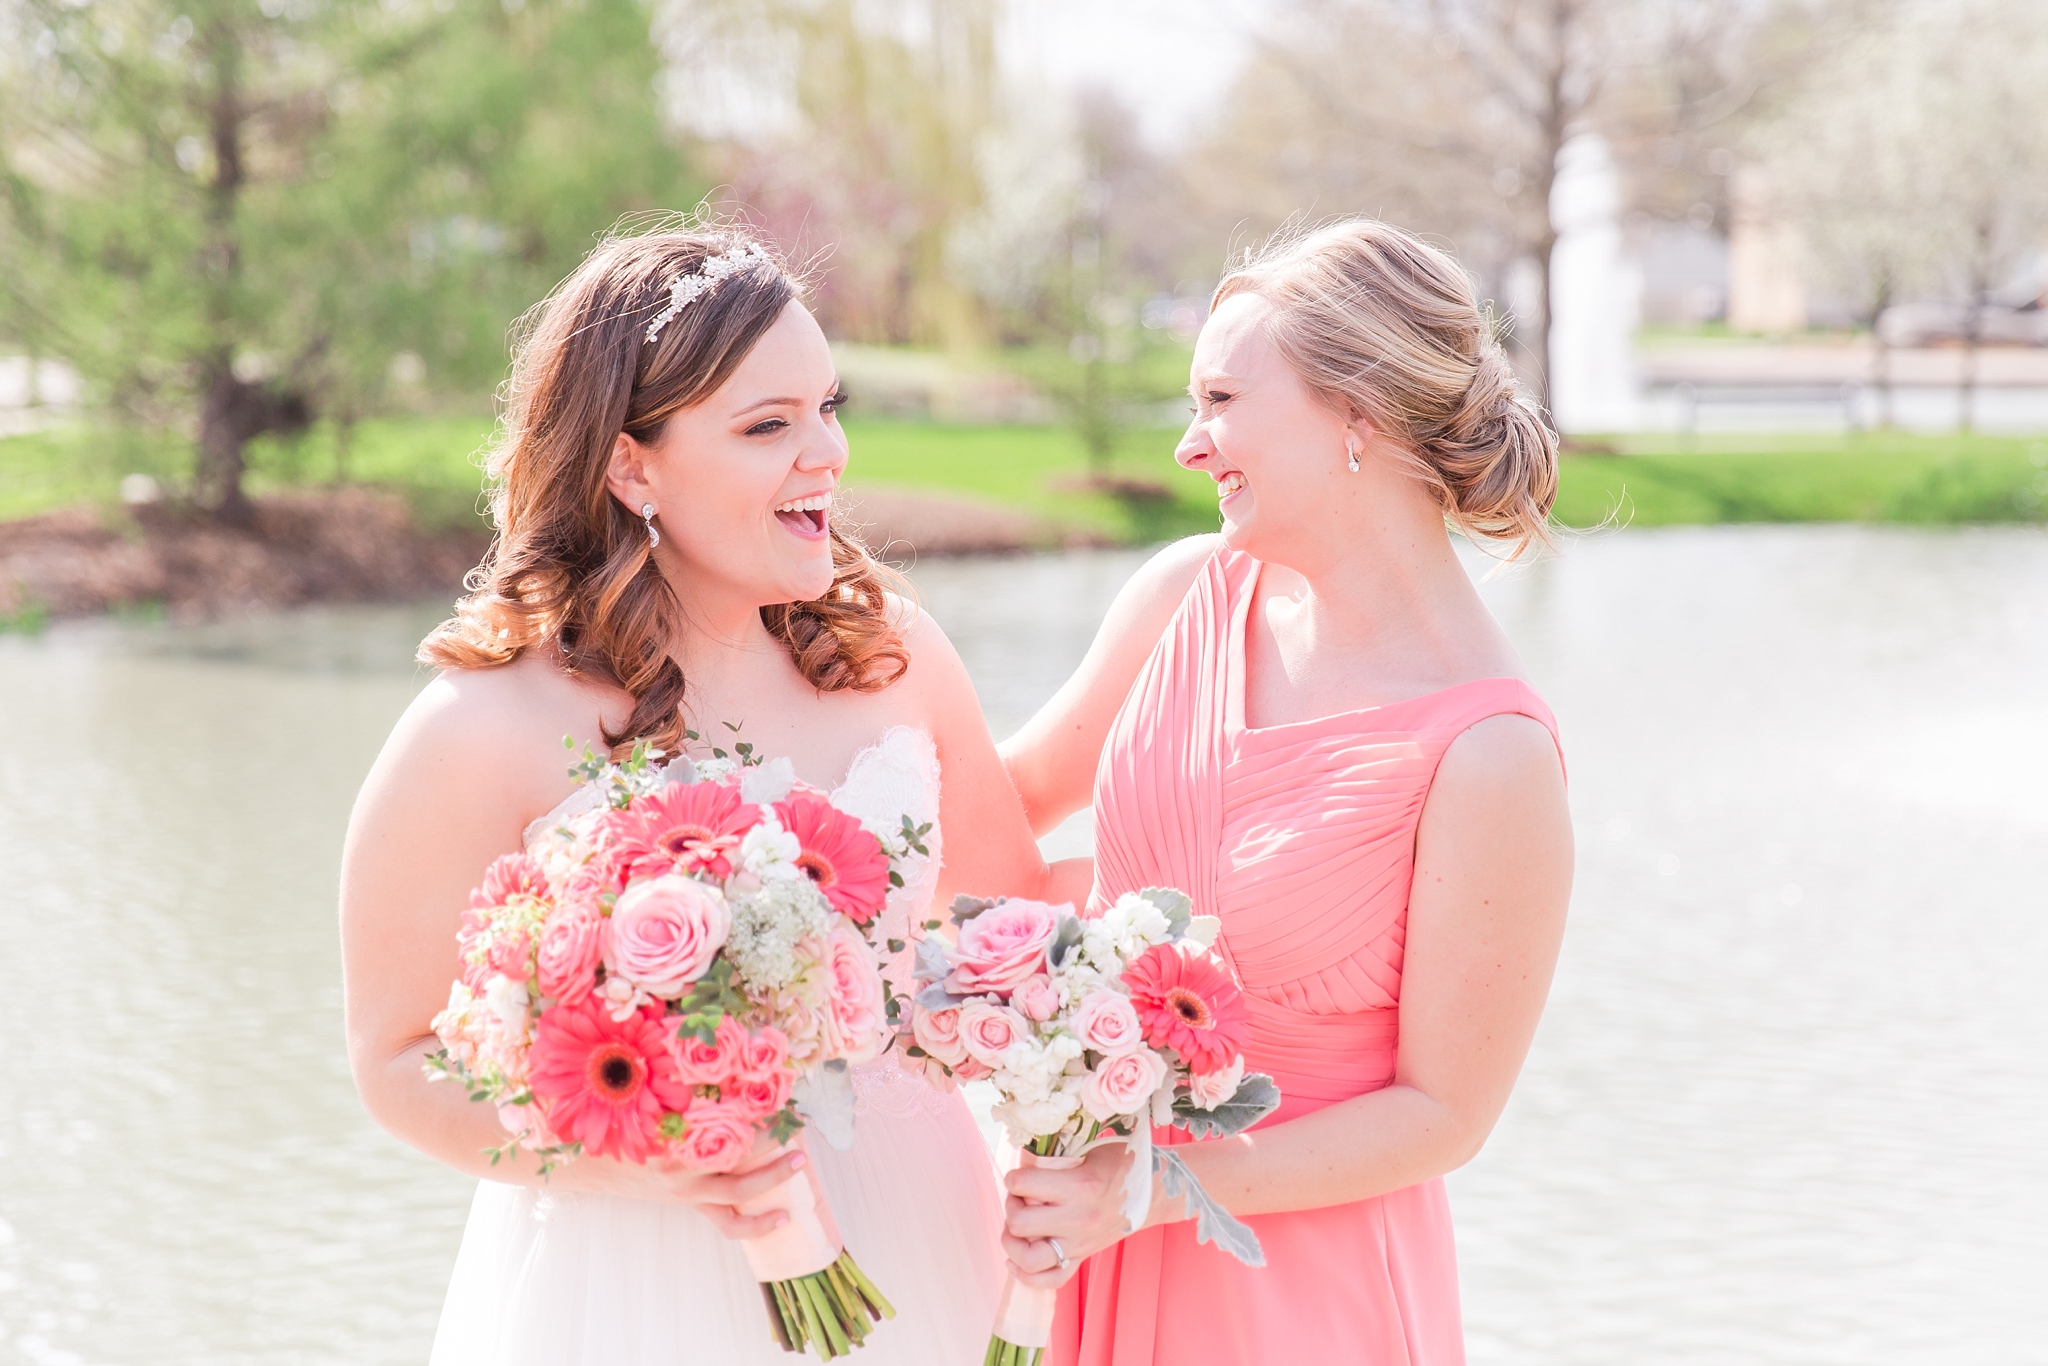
339, 224, 1087, 1363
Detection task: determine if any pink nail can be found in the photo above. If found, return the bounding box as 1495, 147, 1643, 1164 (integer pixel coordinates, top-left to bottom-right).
789, 1152, 806, 1170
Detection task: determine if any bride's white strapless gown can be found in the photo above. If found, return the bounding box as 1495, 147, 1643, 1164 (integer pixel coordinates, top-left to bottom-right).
429, 726, 1006, 1365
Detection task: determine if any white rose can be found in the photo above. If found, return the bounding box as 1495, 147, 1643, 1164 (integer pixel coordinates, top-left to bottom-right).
1186, 1054, 1246, 1111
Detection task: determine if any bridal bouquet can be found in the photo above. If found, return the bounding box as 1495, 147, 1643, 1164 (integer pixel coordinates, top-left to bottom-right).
905, 888, 1280, 1366
427, 737, 931, 1359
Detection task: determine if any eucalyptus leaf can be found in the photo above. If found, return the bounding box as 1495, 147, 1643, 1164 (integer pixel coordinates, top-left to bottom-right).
792, 1059, 857, 1152
1153, 1148, 1264, 1267
1170, 1072, 1281, 1140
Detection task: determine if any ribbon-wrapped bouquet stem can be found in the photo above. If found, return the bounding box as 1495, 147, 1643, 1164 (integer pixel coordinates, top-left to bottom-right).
904, 888, 1281, 1366
426, 737, 931, 1359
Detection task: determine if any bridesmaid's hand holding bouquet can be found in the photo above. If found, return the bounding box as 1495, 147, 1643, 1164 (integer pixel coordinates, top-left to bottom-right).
905, 888, 1280, 1366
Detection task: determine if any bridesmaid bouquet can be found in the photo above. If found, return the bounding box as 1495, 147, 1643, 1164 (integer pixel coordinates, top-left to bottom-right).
904, 888, 1280, 1366
426, 737, 932, 1359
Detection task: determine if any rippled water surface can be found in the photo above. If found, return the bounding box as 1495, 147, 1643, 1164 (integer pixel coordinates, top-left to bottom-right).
2, 528, 2043, 1366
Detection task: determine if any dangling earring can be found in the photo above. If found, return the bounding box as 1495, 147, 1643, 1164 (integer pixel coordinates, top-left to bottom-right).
1346, 443, 1362, 473
641, 502, 660, 549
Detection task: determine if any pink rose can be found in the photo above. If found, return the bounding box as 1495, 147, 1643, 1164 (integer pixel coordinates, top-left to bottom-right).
674, 1097, 756, 1173
1186, 1054, 1246, 1111
1012, 974, 1061, 1023
605, 875, 730, 997
536, 902, 607, 1006
1071, 989, 1144, 1056
471, 851, 549, 909
495, 1100, 555, 1147
1077, 1047, 1169, 1123
668, 1015, 748, 1087
735, 1026, 790, 1083
958, 998, 1030, 1069
952, 1056, 994, 1082
910, 1004, 968, 1067
947, 899, 1064, 997
728, 1068, 794, 1121
822, 927, 885, 1064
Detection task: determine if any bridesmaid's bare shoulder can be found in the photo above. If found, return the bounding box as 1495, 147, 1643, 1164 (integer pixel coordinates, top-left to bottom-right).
1108, 533, 1224, 641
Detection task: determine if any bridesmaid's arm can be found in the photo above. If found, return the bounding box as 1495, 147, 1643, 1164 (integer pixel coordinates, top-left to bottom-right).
999, 534, 1221, 835
1001, 713, 1573, 1281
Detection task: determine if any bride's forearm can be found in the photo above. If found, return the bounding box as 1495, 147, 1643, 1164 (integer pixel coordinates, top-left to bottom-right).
356, 1035, 564, 1187
1152, 1085, 1487, 1223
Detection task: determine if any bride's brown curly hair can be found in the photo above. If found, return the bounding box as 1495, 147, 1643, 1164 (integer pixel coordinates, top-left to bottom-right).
420, 223, 909, 756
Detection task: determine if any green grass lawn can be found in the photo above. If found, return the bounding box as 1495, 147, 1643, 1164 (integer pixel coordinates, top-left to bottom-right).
4, 416, 2045, 538
1556, 431, 2048, 527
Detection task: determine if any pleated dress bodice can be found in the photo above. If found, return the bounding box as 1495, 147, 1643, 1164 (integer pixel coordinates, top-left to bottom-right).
1057, 547, 1562, 1366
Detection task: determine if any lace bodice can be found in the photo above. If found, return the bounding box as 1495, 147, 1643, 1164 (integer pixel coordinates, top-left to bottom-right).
520, 725, 950, 1121
825, 726, 952, 1121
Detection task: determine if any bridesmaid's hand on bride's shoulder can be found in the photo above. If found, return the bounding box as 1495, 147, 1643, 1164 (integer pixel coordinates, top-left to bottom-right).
563, 1133, 808, 1240
999, 1142, 1137, 1289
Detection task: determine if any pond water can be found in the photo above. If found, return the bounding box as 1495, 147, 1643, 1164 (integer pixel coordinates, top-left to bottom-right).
1, 527, 2043, 1366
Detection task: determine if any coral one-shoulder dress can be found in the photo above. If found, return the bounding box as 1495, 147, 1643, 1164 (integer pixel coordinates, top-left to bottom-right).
1051, 547, 1562, 1366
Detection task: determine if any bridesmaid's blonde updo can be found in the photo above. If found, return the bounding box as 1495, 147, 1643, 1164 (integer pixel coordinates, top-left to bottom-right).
1214, 220, 1559, 556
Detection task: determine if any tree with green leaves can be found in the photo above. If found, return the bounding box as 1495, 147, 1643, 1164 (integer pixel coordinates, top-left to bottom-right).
0, 0, 701, 519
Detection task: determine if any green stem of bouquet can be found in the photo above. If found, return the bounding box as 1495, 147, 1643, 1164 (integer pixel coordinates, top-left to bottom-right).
762, 1251, 896, 1359
986, 1336, 1043, 1366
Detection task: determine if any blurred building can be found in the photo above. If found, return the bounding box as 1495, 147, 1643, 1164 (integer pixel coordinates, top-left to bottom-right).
1726, 167, 1808, 334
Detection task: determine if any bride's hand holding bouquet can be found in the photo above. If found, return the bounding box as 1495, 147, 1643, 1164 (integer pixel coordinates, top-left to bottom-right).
426, 738, 928, 1359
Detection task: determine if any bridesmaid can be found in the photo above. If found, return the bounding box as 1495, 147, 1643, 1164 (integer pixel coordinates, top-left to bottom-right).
995, 220, 1575, 1364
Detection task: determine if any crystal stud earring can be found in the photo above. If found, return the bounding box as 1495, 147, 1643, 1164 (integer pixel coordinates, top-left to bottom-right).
641, 502, 660, 549
1347, 445, 1362, 473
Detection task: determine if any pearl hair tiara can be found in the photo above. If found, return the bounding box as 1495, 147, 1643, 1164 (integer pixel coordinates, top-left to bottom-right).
643, 244, 774, 344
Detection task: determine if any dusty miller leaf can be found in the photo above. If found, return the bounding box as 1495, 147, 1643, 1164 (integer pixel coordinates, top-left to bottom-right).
1170, 1072, 1281, 1140
1138, 886, 1194, 938
1153, 1148, 1265, 1267
1047, 913, 1085, 969
949, 894, 997, 926
792, 1059, 856, 1152
915, 980, 969, 1012
913, 937, 952, 985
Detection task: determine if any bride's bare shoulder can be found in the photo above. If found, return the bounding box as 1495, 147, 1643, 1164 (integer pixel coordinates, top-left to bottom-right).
385, 651, 627, 797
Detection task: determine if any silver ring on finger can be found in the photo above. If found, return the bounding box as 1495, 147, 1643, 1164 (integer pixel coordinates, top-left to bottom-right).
1047, 1237, 1071, 1272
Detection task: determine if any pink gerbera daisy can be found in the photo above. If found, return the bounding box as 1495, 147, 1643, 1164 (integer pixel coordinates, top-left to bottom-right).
527, 997, 692, 1162
774, 789, 890, 924
1121, 945, 1250, 1076
613, 781, 756, 882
